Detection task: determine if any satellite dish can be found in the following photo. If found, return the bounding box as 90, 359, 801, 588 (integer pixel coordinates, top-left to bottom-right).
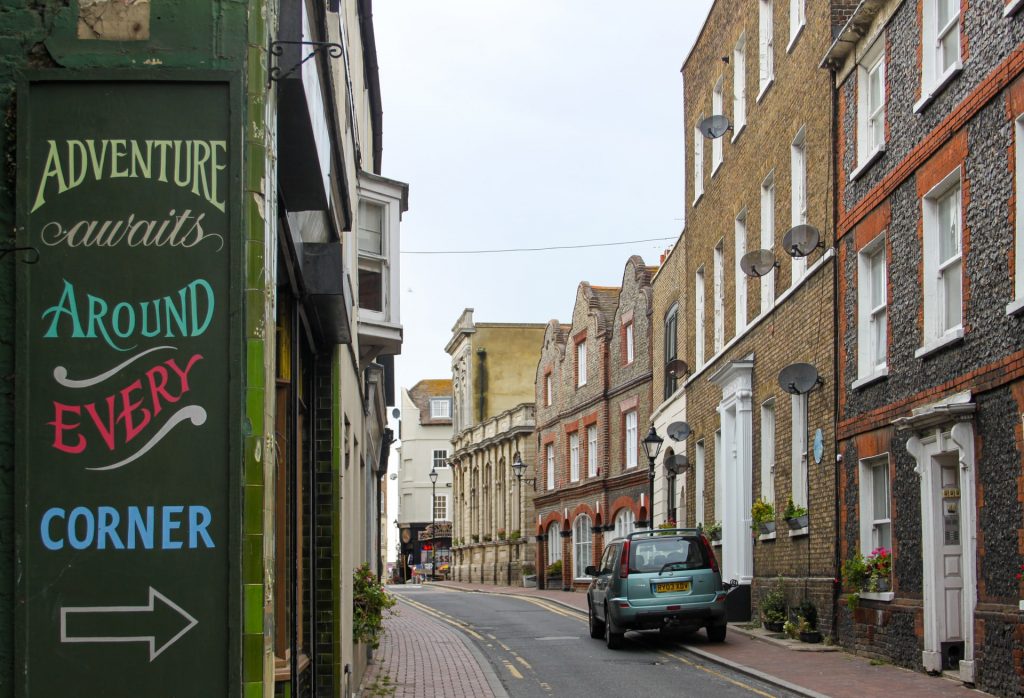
666, 421, 691, 442
778, 363, 823, 395
740, 249, 779, 278
392, 408, 401, 419
665, 454, 690, 475
666, 359, 689, 379
389, 473, 398, 480
698, 114, 732, 140
782, 225, 822, 257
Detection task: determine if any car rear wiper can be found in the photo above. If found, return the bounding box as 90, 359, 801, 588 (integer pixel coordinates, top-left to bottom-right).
658, 562, 687, 575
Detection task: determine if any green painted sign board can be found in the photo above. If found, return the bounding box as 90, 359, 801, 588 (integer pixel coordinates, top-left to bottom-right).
15, 76, 241, 696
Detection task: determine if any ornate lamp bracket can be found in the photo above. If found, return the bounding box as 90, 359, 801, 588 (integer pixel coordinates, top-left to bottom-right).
268, 40, 343, 85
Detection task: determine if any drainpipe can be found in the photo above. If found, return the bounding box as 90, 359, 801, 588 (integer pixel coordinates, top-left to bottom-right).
828, 59, 843, 642
476, 348, 487, 422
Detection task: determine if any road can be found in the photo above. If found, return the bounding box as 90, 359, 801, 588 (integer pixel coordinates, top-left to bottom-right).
391, 586, 800, 698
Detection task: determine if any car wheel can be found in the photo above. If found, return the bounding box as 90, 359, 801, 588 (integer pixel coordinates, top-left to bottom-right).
588, 601, 605, 639
706, 623, 727, 643
604, 606, 624, 649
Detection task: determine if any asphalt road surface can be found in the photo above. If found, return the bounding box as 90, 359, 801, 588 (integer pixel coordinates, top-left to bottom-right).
393, 586, 800, 698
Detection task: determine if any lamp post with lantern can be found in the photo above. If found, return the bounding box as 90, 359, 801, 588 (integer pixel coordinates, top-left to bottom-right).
429, 467, 438, 581
642, 426, 664, 528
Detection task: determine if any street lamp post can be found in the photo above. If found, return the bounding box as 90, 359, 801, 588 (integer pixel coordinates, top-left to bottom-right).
642, 426, 664, 528
511, 452, 535, 573
429, 467, 438, 581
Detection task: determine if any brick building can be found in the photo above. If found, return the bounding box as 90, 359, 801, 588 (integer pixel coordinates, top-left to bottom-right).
677, 0, 839, 625
825, 1, 1024, 693
533, 256, 656, 591
445, 310, 545, 586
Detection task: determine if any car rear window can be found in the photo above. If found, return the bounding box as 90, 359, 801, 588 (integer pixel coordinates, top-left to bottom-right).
630, 537, 708, 573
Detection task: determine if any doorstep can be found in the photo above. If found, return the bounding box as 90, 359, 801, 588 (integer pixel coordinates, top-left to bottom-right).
729, 623, 840, 652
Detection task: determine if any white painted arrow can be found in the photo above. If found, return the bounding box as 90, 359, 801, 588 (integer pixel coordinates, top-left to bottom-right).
60, 586, 199, 661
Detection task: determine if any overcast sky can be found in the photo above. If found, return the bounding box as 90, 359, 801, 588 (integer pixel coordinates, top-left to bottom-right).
373, 2, 713, 561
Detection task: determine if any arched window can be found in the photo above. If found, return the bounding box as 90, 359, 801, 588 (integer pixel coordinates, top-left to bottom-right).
546, 521, 562, 566
613, 508, 635, 540
573, 515, 593, 579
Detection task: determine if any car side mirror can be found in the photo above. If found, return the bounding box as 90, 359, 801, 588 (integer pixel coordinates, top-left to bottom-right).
584, 565, 598, 576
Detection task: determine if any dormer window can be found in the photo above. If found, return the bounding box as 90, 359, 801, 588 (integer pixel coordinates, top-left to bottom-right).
430, 398, 452, 419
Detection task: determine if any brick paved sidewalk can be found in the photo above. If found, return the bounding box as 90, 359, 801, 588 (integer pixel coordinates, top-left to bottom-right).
360, 588, 507, 698
433, 580, 988, 698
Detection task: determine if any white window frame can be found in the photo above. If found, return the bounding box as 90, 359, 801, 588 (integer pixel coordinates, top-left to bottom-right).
790, 128, 808, 283
760, 172, 776, 314
587, 425, 598, 478
714, 430, 723, 521
694, 121, 705, 202
625, 322, 635, 364
733, 35, 749, 138
789, 0, 805, 49
918, 167, 964, 356
760, 399, 775, 504
733, 35, 747, 138
695, 266, 706, 368
855, 35, 886, 175
432, 449, 449, 469
576, 339, 587, 387
856, 233, 888, 384
570, 432, 580, 483
713, 240, 725, 352
624, 410, 638, 469
572, 515, 593, 580
790, 393, 807, 509
613, 508, 635, 540
695, 440, 706, 525
858, 454, 892, 556
356, 196, 391, 320
545, 373, 553, 406
546, 521, 561, 565
918, 0, 961, 111
433, 493, 449, 521
1010, 115, 1024, 316
735, 210, 748, 333
758, 0, 775, 98
712, 78, 724, 173
546, 443, 555, 491
430, 398, 452, 419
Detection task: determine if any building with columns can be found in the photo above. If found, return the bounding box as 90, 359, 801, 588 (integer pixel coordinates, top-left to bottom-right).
445, 309, 545, 584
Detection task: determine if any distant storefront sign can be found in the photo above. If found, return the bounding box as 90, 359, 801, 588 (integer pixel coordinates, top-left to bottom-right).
16, 77, 239, 697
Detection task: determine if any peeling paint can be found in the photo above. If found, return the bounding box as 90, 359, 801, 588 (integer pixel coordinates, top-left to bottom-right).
77, 0, 151, 41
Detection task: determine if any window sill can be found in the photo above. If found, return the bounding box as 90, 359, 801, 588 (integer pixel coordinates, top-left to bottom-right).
849, 146, 886, 182
757, 78, 774, 104
852, 368, 888, 391
860, 591, 894, 602
1005, 0, 1024, 16
1019, 599, 1024, 611
712, 539, 722, 548
731, 121, 746, 144
914, 63, 963, 114
787, 23, 805, 54
758, 531, 776, 542
914, 327, 964, 359
1006, 296, 1024, 317
788, 526, 809, 538
712, 160, 723, 177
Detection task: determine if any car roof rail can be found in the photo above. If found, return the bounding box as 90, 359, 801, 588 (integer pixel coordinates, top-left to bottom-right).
626, 528, 701, 540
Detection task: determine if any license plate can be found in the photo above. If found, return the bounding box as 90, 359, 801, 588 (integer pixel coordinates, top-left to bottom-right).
655, 581, 690, 593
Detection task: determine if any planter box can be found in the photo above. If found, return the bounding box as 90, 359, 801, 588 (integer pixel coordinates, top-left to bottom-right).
758, 521, 776, 535
799, 630, 822, 644
546, 576, 562, 589
786, 514, 809, 530
764, 620, 785, 633
709, 530, 722, 542
522, 575, 537, 588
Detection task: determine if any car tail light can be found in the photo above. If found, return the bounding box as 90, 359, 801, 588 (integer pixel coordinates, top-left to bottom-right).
701, 535, 720, 574
619, 540, 630, 578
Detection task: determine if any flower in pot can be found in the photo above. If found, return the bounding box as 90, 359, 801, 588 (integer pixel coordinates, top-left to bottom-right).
795, 600, 821, 643
865, 547, 892, 592
842, 552, 868, 610
470, 533, 479, 543
759, 578, 787, 632
544, 560, 562, 579
751, 498, 776, 535
497, 528, 506, 541
703, 521, 722, 542
483, 533, 493, 543
509, 529, 521, 541
657, 520, 678, 535
783, 498, 809, 530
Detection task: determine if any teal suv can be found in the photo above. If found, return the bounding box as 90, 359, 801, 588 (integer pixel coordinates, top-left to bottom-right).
585, 528, 729, 649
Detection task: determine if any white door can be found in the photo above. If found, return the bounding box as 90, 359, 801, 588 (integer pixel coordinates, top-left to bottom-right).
936, 456, 963, 644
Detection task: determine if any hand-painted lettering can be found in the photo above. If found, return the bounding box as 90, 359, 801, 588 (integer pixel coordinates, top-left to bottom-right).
39, 505, 216, 550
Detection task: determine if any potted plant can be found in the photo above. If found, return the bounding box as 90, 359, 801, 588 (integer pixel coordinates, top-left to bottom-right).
509, 529, 522, 542
521, 562, 537, 588
657, 520, 678, 535
865, 547, 892, 592
703, 521, 722, 542
545, 559, 562, 587
759, 578, 787, 632
751, 498, 775, 535
353, 563, 397, 649
483, 533, 493, 543
497, 528, 506, 541
795, 600, 821, 643
470, 533, 479, 543
842, 552, 868, 610
783, 498, 809, 530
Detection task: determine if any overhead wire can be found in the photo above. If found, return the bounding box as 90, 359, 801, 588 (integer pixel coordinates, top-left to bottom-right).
401, 236, 678, 255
